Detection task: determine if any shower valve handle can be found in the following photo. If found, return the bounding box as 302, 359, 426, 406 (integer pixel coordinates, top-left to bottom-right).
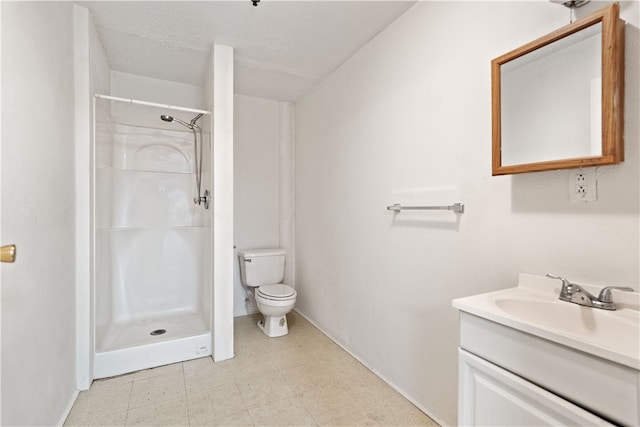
194, 190, 211, 210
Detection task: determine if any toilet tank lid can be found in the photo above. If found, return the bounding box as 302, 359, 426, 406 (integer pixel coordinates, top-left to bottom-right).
239, 248, 286, 258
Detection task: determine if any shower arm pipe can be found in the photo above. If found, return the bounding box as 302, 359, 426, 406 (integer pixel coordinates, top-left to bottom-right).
94, 94, 210, 116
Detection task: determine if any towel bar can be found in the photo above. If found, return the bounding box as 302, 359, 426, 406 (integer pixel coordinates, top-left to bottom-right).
386, 203, 464, 214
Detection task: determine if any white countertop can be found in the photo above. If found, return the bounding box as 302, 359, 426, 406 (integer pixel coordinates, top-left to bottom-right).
452, 273, 640, 370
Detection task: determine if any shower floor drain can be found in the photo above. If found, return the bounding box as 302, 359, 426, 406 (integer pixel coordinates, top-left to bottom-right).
150, 329, 167, 336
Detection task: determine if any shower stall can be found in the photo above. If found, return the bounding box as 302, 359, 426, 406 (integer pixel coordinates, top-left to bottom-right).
92, 95, 213, 378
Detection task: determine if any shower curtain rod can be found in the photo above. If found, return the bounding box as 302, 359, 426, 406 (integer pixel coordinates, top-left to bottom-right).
94, 94, 210, 115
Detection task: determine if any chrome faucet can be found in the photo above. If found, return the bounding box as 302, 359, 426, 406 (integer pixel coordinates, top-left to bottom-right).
546, 274, 634, 311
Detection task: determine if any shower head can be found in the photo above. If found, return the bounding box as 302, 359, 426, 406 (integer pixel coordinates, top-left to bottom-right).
160, 114, 191, 128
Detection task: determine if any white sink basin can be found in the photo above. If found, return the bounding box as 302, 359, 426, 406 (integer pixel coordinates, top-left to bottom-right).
493, 295, 640, 361
453, 273, 640, 369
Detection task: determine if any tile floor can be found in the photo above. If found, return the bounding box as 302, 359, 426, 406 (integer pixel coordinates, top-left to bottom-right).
65, 312, 438, 426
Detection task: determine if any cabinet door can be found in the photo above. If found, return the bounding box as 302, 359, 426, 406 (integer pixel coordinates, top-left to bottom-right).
458, 349, 612, 426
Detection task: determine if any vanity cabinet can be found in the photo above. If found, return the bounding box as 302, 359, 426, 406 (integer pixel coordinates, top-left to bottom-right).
459, 349, 611, 426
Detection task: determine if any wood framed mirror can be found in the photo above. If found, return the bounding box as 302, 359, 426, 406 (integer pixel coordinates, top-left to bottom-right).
492, 3, 624, 175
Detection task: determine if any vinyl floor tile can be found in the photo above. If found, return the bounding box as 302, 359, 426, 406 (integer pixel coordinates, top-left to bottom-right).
125, 396, 189, 426
206, 382, 248, 418
236, 369, 296, 408
298, 381, 369, 425
64, 409, 128, 427
247, 396, 317, 426
370, 396, 440, 426
212, 409, 255, 426
65, 312, 439, 427
281, 360, 343, 394
321, 409, 381, 427
185, 391, 217, 426
128, 372, 186, 409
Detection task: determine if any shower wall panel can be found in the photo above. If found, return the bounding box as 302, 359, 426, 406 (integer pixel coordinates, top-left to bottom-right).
94, 121, 113, 346
198, 128, 212, 317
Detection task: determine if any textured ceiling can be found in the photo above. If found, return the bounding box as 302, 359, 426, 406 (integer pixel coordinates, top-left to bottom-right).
79, 1, 415, 101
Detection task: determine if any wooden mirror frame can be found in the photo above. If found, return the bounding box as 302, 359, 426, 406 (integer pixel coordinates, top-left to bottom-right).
492, 3, 624, 176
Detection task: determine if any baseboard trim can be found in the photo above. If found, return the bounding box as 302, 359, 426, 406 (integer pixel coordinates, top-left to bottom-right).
57, 388, 80, 426
292, 309, 448, 427
234, 307, 260, 317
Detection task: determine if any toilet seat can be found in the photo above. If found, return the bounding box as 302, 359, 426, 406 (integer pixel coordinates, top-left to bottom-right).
257, 284, 296, 301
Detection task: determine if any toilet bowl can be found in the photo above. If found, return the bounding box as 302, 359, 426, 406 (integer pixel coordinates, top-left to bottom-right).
255, 284, 297, 337
238, 249, 297, 337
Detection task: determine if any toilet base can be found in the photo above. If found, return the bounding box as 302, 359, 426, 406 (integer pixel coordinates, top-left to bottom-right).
257, 315, 289, 338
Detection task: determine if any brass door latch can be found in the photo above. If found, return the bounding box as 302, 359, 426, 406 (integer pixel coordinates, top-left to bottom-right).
1, 244, 16, 263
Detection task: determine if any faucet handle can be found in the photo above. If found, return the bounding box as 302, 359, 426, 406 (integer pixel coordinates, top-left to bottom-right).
597, 286, 635, 303
546, 273, 573, 292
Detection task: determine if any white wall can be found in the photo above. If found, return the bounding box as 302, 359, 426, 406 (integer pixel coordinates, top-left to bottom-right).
111, 71, 203, 108
234, 94, 280, 315
88, 10, 113, 337
294, 1, 639, 425
278, 102, 295, 288
89, 13, 111, 97
209, 45, 235, 361
233, 94, 295, 317
1, 2, 78, 424
76, 3, 114, 391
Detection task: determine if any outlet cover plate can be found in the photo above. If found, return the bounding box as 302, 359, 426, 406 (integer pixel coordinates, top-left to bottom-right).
569, 168, 597, 202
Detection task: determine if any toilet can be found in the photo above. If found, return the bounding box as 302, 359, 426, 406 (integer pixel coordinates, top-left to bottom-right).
238, 248, 297, 337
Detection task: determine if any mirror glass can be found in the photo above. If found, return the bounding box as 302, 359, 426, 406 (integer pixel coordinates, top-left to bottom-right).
492, 4, 624, 175
501, 23, 602, 166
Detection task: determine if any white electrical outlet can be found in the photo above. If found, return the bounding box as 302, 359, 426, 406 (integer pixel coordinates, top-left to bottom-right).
569, 168, 597, 202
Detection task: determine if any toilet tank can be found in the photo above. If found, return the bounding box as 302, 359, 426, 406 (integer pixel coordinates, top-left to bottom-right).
238, 248, 286, 287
